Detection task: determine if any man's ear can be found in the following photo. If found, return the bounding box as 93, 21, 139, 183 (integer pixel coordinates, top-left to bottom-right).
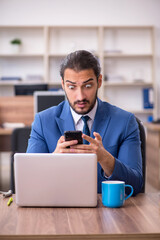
98, 74, 102, 88
61, 78, 64, 90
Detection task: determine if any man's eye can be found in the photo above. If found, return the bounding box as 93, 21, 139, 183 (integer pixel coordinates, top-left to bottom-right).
85, 84, 92, 88
68, 85, 75, 89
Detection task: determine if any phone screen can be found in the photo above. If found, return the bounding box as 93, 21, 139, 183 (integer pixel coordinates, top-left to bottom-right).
64, 131, 83, 145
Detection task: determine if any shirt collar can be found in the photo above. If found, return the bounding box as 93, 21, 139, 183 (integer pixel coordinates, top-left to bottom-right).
70, 100, 98, 125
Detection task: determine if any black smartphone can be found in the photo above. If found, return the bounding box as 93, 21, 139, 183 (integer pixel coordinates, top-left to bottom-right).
64, 131, 83, 145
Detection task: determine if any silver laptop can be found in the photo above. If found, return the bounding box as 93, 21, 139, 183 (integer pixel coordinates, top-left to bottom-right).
14, 153, 97, 207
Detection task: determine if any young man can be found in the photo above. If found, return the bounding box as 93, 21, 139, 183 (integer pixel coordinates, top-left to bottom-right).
27, 50, 143, 195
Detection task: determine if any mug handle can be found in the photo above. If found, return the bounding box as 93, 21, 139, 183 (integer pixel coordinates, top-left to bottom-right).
125, 185, 134, 200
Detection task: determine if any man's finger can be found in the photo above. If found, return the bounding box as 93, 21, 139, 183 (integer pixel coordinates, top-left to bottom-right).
63, 139, 78, 148
70, 148, 93, 153
58, 135, 65, 143
93, 132, 102, 141
71, 144, 91, 150
82, 134, 96, 144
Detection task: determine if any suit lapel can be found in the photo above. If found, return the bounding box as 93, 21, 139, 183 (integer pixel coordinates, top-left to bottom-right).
55, 101, 75, 135
91, 99, 111, 140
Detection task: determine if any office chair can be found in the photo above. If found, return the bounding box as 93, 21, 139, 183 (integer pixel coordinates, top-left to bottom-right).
10, 126, 31, 193
135, 117, 146, 193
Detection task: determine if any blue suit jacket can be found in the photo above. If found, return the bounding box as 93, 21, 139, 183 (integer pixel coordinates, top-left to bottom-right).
27, 98, 143, 195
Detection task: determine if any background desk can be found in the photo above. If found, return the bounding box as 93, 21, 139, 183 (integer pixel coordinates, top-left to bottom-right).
145, 123, 160, 190
0, 193, 160, 240
0, 96, 33, 152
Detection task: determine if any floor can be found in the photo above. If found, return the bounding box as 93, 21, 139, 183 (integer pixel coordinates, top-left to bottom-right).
0, 152, 159, 193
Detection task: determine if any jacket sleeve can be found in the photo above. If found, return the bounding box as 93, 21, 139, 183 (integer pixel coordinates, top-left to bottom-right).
26, 113, 49, 153
108, 114, 143, 195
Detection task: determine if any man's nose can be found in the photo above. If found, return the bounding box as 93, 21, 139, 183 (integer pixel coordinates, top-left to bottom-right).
76, 88, 85, 100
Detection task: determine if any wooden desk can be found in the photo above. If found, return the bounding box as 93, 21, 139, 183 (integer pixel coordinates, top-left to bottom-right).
0, 96, 34, 152
145, 123, 160, 190
0, 193, 160, 240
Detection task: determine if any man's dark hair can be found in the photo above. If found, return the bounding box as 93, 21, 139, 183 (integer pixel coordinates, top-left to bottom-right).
60, 50, 101, 80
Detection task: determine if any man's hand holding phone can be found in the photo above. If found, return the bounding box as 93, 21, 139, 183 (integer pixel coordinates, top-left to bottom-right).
53, 131, 83, 153
64, 131, 83, 146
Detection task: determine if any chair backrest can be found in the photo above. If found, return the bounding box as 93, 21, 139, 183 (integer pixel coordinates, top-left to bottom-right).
11, 127, 31, 153
11, 127, 31, 193
135, 117, 146, 193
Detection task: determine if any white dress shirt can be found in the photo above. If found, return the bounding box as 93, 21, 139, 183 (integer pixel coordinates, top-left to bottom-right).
71, 100, 109, 178
70, 100, 98, 133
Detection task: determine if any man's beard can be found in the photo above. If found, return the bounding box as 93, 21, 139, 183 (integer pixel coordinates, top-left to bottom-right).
65, 90, 98, 115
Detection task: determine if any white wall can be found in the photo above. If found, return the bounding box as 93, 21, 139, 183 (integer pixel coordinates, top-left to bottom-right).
0, 0, 160, 117
0, 0, 160, 26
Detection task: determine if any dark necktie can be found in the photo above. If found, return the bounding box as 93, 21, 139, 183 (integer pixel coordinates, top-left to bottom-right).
81, 115, 90, 144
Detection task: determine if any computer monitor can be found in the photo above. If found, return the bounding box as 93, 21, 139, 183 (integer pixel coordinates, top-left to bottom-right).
14, 84, 48, 95
34, 90, 65, 115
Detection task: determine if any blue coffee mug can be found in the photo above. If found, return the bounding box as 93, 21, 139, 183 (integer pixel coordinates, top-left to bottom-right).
102, 181, 133, 208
